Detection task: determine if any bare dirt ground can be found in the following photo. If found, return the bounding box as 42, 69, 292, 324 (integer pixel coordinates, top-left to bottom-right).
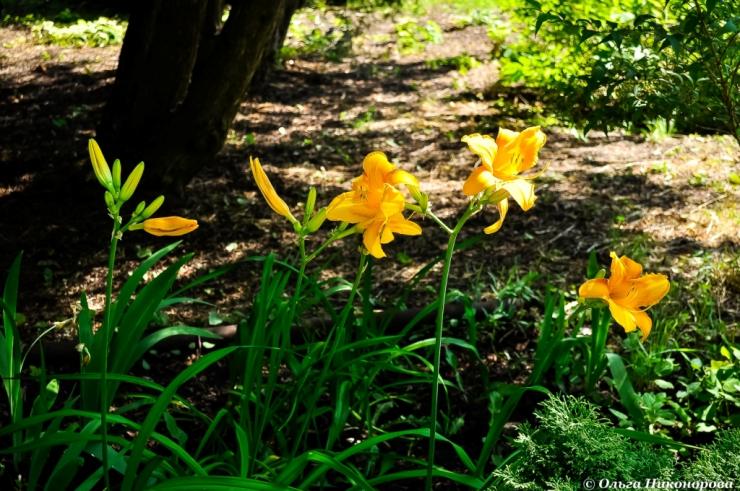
1, 8, 738, 342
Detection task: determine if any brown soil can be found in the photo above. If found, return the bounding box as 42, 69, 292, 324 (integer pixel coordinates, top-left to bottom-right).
2, 9, 738, 338
1, 5, 739, 490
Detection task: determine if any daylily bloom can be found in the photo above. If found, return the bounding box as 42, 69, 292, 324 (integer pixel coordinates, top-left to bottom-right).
578, 252, 670, 340
134, 216, 199, 236
461, 127, 547, 234
353, 151, 419, 192
328, 183, 421, 258
326, 152, 421, 258
249, 156, 298, 224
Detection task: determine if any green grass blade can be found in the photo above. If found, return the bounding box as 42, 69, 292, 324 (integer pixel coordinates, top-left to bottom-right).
122, 347, 238, 490
147, 476, 298, 491
111, 241, 181, 326
606, 352, 644, 426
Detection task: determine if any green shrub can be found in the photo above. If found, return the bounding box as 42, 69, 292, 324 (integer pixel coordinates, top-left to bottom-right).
683, 428, 740, 479
488, 395, 676, 490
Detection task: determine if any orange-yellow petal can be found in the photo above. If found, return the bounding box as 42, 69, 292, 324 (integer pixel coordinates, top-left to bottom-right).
483, 198, 509, 234
608, 299, 637, 333
141, 216, 199, 237
492, 126, 546, 178
515, 126, 546, 174
363, 220, 385, 258
378, 185, 405, 217
501, 179, 536, 211
495, 128, 519, 148
326, 192, 375, 223
388, 169, 419, 188
578, 278, 610, 300
462, 133, 497, 172
387, 214, 422, 236
250, 157, 295, 222
633, 310, 653, 340
363, 151, 396, 189
629, 274, 670, 309
463, 166, 497, 196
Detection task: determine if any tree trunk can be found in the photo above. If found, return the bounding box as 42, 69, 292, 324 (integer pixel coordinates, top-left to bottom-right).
251, 0, 306, 89
99, 0, 288, 192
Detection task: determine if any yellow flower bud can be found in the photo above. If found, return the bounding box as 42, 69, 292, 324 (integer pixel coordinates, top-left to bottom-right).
88, 139, 113, 192
120, 162, 145, 202
136, 216, 198, 236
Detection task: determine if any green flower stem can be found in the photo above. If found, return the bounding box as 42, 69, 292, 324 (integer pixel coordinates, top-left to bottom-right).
305, 225, 358, 264
426, 203, 476, 491
425, 210, 454, 236
586, 307, 610, 394
101, 212, 121, 490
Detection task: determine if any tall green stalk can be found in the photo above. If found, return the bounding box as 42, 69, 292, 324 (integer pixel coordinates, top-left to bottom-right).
425, 204, 475, 491
290, 252, 367, 456
100, 213, 121, 489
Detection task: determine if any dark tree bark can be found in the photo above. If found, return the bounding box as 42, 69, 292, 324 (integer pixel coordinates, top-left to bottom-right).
251, 0, 306, 89
99, 0, 289, 192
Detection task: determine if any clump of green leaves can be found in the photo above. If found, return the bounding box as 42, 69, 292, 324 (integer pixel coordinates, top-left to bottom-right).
280, 10, 353, 62
494, 0, 739, 142
30, 16, 126, 47
395, 19, 443, 54
425, 53, 481, 74
488, 395, 676, 490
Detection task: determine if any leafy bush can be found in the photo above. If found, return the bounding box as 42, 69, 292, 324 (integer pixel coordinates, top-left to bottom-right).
488, 395, 676, 490
495, 0, 739, 142
2, 8, 127, 47
683, 428, 740, 479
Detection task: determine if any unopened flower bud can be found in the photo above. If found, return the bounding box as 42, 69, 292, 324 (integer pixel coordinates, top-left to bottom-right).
141, 195, 165, 219
305, 207, 327, 233
133, 201, 146, 217
104, 191, 116, 210
112, 159, 121, 192
305, 187, 317, 221
120, 162, 145, 202
88, 139, 114, 192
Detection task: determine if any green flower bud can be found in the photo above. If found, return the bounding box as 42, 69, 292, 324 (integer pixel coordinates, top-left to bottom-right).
112, 159, 122, 192
133, 201, 146, 217
304, 187, 317, 223
120, 162, 145, 202
304, 207, 327, 233
408, 185, 428, 213
104, 191, 116, 210
141, 195, 165, 219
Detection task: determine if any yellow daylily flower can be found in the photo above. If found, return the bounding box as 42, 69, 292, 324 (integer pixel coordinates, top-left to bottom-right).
134, 216, 199, 237
461, 127, 546, 234
249, 156, 298, 224
326, 176, 421, 258
578, 252, 670, 340
356, 151, 419, 191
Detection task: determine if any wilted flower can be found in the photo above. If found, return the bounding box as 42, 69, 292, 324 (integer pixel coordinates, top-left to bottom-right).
579, 252, 670, 340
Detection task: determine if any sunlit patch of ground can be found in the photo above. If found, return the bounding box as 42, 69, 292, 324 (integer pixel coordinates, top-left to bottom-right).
0, 6, 737, 339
